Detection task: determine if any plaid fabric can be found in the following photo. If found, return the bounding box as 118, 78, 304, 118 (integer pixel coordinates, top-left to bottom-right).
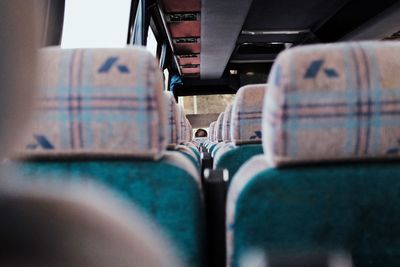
215, 112, 225, 142
178, 105, 188, 143
231, 84, 267, 145
264, 41, 400, 165
209, 122, 216, 142
185, 118, 192, 142
164, 92, 180, 145
19, 47, 166, 159
222, 104, 233, 141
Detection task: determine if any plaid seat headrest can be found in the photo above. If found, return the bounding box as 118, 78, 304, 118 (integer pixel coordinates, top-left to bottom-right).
231, 84, 266, 145
222, 104, 233, 142
209, 122, 216, 142
164, 92, 180, 145
215, 112, 225, 142
177, 105, 188, 143
19, 47, 166, 159
185, 118, 192, 142
263, 41, 400, 166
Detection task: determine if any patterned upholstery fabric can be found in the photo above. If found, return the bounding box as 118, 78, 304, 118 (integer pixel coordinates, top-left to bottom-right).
215, 112, 225, 142
176, 145, 200, 170
222, 104, 233, 141
12, 47, 205, 266
231, 84, 266, 145
213, 143, 235, 166
264, 42, 400, 166
214, 144, 263, 179
227, 42, 400, 267
164, 92, 180, 145
185, 118, 192, 142
17, 47, 166, 159
178, 105, 188, 143
211, 142, 226, 158
209, 122, 216, 142
226, 155, 271, 267
10, 159, 205, 267
227, 157, 400, 267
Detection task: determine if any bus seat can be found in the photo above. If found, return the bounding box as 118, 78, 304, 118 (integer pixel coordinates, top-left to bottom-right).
215, 112, 225, 143
227, 41, 400, 267
164, 91, 180, 147
176, 104, 200, 167
222, 104, 234, 142
11, 47, 205, 267
164, 88, 200, 176
210, 112, 225, 156
212, 105, 235, 158
214, 84, 266, 180
209, 121, 216, 143
0, 179, 185, 267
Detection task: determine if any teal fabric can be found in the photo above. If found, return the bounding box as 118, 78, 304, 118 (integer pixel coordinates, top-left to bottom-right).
209, 143, 219, 154
178, 150, 200, 170
10, 159, 205, 267
231, 162, 400, 267
216, 144, 263, 182
189, 146, 201, 162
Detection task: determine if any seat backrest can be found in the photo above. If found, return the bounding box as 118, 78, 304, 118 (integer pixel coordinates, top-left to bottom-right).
213, 85, 265, 177
0, 180, 184, 267
0, 2, 185, 267
215, 112, 225, 142
164, 92, 180, 146
228, 41, 400, 267
230, 84, 266, 145
222, 104, 233, 142
185, 118, 193, 142
12, 47, 204, 266
209, 121, 217, 142
18, 47, 166, 159
263, 41, 400, 166
177, 105, 188, 143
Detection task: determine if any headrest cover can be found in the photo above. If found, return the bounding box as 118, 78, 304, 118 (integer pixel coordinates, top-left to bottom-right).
222, 104, 233, 141
185, 118, 192, 142
209, 122, 216, 142
215, 112, 225, 142
178, 105, 187, 143
231, 84, 266, 144
164, 92, 180, 145
20, 47, 166, 159
264, 41, 400, 165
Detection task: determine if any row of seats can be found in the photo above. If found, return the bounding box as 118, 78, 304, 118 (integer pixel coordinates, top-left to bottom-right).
8, 47, 204, 266
203, 41, 400, 267
205, 84, 266, 181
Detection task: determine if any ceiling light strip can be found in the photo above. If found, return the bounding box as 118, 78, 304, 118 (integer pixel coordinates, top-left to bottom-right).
241, 29, 310, 35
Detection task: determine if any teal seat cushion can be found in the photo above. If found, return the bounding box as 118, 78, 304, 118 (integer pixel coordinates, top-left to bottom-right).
216, 144, 263, 182
189, 146, 201, 162
178, 150, 200, 170
209, 143, 218, 154
232, 162, 400, 267
10, 159, 205, 267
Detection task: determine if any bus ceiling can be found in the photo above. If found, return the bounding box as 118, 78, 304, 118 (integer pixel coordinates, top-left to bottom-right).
147, 0, 399, 82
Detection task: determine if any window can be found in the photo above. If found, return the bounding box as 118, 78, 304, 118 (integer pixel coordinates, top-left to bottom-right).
61, 0, 131, 48
179, 94, 235, 115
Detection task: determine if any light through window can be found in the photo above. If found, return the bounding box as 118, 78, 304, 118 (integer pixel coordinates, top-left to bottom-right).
62, 0, 131, 48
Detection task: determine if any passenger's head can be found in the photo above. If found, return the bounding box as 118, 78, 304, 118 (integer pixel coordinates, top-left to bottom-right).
195, 128, 208, 138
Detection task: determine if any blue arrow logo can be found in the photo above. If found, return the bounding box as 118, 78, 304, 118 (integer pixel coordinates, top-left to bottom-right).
304, 59, 339, 79
98, 57, 130, 74
26, 135, 54, 150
